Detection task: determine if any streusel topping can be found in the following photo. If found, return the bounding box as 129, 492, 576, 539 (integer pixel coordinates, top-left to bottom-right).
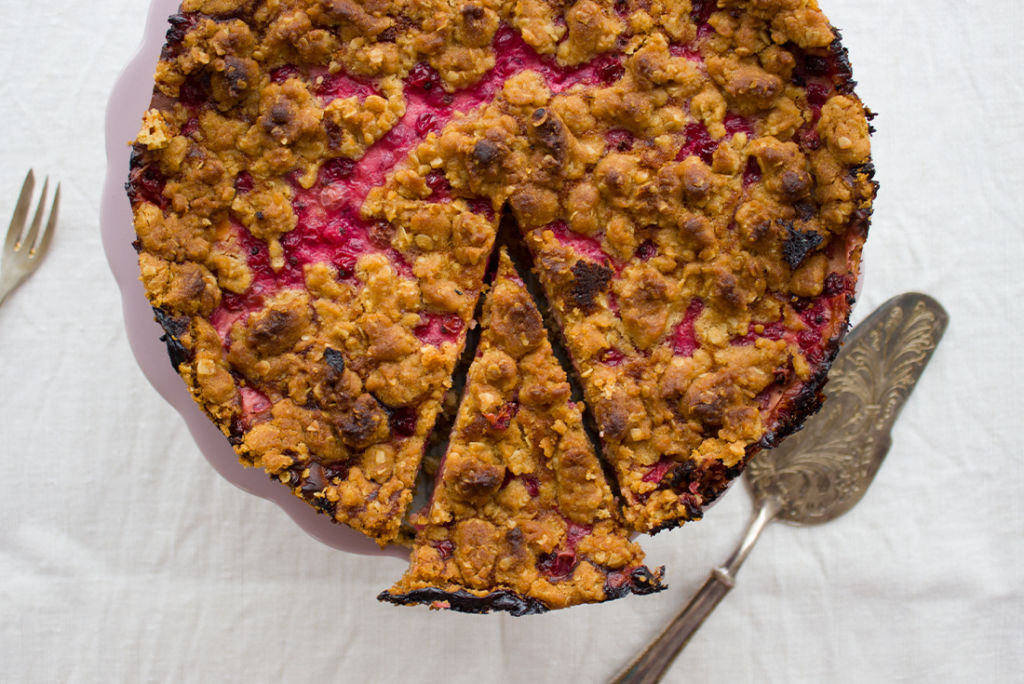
129, 0, 874, 548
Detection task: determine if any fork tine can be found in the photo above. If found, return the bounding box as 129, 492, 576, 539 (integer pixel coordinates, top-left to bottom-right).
5, 169, 35, 253
34, 182, 60, 257
20, 177, 50, 253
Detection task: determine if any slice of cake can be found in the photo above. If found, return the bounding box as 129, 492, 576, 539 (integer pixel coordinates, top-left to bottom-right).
380, 250, 664, 614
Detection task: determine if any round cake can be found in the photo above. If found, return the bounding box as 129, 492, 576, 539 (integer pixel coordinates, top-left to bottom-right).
128, 0, 875, 606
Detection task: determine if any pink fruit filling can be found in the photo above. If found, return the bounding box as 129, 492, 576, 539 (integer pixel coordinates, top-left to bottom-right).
794, 124, 822, 151
723, 112, 755, 137
677, 122, 718, 164
413, 312, 464, 347
604, 569, 633, 591
546, 221, 616, 269
233, 171, 254, 193
483, 400, 520, 431
536, 521, 592, 579
795, 299, 833, 364
319, 157, 355, 184
743, 156, 763, 187
635, 240, 657, 261
165, 11, 199, 47
177, 72, 210, 109
210, 222, 282, 338
691, 0, 716, 25
270, 65, 301, 84
566, 521, 590, 547
424, 170, 451, 201
236, 386, 272, 430
209, 187, 412, 343
537, 551, 576, 579
240, 385, 272, 415
311, 68, 377, 104
789, 50, 846, 152
389, 406, 419, 438
671, 298, 704, 357
266, 65, 379, 104
805, 82, 830, 109
414, 111, 442, 137
642, 458, 675, 484
131, 164, 167, 208
433, 539, 455, 561
181, 117, 200, 137
466, 198, 495, 220
214, 174, 400, 348
729, 292, 841, 367
599, 348, 626, 366
290, 182, 411, 280
605, 128, 636, 152
488, 25, 624, 90
521, 475, 540, 498
669, 43, 704, 62
732, 320, 788, 346
823, 272, 853, 297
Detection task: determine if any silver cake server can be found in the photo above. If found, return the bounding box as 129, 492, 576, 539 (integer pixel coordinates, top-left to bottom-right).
612, 292, 949, 684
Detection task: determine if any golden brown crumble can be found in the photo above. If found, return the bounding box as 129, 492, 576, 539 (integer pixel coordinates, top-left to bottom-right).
129, 0, 874, 589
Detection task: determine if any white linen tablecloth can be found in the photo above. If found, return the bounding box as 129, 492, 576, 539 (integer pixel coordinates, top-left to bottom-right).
1, 1, 1021, 681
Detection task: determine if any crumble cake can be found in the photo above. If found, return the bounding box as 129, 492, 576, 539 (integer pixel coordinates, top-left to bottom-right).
127, 0, 875, 559
380, 250, 664, 614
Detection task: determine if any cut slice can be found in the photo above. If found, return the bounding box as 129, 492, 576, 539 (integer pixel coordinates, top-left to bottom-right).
380, 250, 664, 614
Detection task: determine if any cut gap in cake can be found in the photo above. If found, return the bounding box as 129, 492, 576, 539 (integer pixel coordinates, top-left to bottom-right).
401, 240, 505, 543
380, 249, 664, 614
499, 211, 629, 514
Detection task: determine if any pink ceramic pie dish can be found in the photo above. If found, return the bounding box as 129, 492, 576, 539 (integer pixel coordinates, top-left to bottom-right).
100, 0, 403, 559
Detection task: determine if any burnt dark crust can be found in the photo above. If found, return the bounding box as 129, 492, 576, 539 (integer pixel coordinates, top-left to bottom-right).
126, 145, 167, 210
603, 566, 668, 599
789, 27, 856, 93
379, 564, 666, 616
782, 223, 825, 270
153, 306, 192, 370
569, 260, 614, 313
378, 587, 550, 616
754, 299, 854, 452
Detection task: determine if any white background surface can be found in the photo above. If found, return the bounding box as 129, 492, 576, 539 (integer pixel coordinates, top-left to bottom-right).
1, 0, 1022, 681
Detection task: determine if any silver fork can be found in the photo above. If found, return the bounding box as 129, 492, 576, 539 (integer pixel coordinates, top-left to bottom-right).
0, 170, 60, 307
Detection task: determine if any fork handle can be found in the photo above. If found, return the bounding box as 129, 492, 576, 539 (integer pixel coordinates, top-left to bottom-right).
610, 501, 779, 684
